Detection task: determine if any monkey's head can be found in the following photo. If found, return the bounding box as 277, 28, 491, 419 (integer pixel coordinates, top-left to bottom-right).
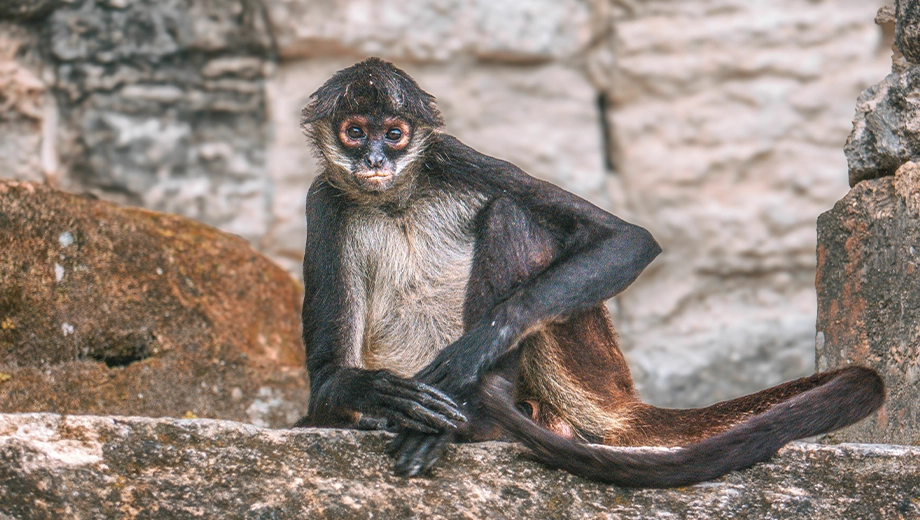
302, 58, 444, 201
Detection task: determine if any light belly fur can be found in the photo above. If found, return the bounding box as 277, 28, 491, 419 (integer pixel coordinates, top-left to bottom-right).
343, 194, 480, 377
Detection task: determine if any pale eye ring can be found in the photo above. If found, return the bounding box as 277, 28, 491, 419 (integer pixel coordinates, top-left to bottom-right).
385, 128, 402, 141
346, 126, 365, 139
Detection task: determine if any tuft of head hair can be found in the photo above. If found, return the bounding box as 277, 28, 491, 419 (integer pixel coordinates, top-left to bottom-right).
302, 57, 443, 128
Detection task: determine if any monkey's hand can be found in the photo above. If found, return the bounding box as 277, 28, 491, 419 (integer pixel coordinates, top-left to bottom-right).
351, 370, 467, 434
386, 382, 489, 476
386, 382, 485, 476
388, 323, 513, 476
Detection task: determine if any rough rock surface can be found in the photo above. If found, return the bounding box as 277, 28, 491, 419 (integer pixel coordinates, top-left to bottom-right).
896, 0, 920, 64
816, 164, 920, 445
0, 180, 307, 428
846, 2, 920, 187
0, 23, 49, 183
845, 62, 920, 187
0, 0, 64, 21
0, 413, 918, 519
267, 0, 593, 63
48, 0, 275, 245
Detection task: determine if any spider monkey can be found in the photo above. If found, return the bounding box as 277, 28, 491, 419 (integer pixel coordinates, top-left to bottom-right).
295, 57, 885, 488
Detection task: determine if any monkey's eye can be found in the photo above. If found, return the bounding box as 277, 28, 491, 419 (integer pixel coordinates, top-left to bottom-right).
385, 128, 402, 141
346, 126, 366, 139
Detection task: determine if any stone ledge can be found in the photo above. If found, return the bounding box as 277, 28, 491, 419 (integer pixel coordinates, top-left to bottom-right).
1, 414, 918, 519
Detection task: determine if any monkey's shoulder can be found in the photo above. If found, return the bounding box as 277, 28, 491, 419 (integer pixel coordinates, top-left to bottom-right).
424, 133, 531, 190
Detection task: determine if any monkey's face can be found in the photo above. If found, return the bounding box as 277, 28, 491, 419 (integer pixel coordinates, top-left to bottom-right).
335, 114, 414, 192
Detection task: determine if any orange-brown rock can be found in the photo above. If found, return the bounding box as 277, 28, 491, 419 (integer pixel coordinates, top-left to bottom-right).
0, 179, 307, 427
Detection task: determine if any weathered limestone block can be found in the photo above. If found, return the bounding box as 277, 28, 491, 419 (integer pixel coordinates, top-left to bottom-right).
47, 0, 275, 244
1, 414, 918, 519
845, 63, 920, 187
896, 0, 920, 64
266, 0, 594, 63
816, 163, 920, 445
0, 23, 52, 183
0, 0, 65, 21
0, 180, 307, 428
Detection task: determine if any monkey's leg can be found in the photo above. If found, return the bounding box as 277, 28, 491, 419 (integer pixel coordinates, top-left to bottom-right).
514, 308, 641, 444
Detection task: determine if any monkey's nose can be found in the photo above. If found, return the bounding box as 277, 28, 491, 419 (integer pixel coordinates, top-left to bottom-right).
366, 152, 386, 169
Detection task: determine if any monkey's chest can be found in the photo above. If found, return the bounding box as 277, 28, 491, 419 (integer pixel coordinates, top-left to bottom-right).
345, 208, 477, 377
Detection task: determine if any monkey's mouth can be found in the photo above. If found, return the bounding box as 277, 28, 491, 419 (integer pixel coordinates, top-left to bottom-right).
355, 169, 395, 189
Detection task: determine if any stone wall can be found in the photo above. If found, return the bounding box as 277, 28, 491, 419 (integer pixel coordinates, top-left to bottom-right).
0, 0, 892, 406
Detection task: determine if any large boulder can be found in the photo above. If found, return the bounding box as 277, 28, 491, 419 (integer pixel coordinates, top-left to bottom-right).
0, 413, 918, 519
816, 163, 920, 445
0, 179, 307, 427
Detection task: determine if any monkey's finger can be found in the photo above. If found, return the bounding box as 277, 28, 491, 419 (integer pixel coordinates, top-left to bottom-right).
385, 430, 412, 456
379, 408, 442, 435
397, 435, 445, 477
392, 434, 428, 474
382, 417, 399, 433
404, 389, 468, 423
389, 378, 462, 409
418, 437, 450, 475
379, 379, 467, 423
379, 396, 460, 431
380, 410, 441, 435
355, 415, 389, 431
384, 385, 468, 424
394, 434, 430, 476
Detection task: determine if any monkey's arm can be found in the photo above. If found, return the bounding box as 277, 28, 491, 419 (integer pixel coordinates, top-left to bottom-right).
424, 161, 660, 401
433, 177, 660, 389
391, 140, 661, 474
301, 179, 466, 432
